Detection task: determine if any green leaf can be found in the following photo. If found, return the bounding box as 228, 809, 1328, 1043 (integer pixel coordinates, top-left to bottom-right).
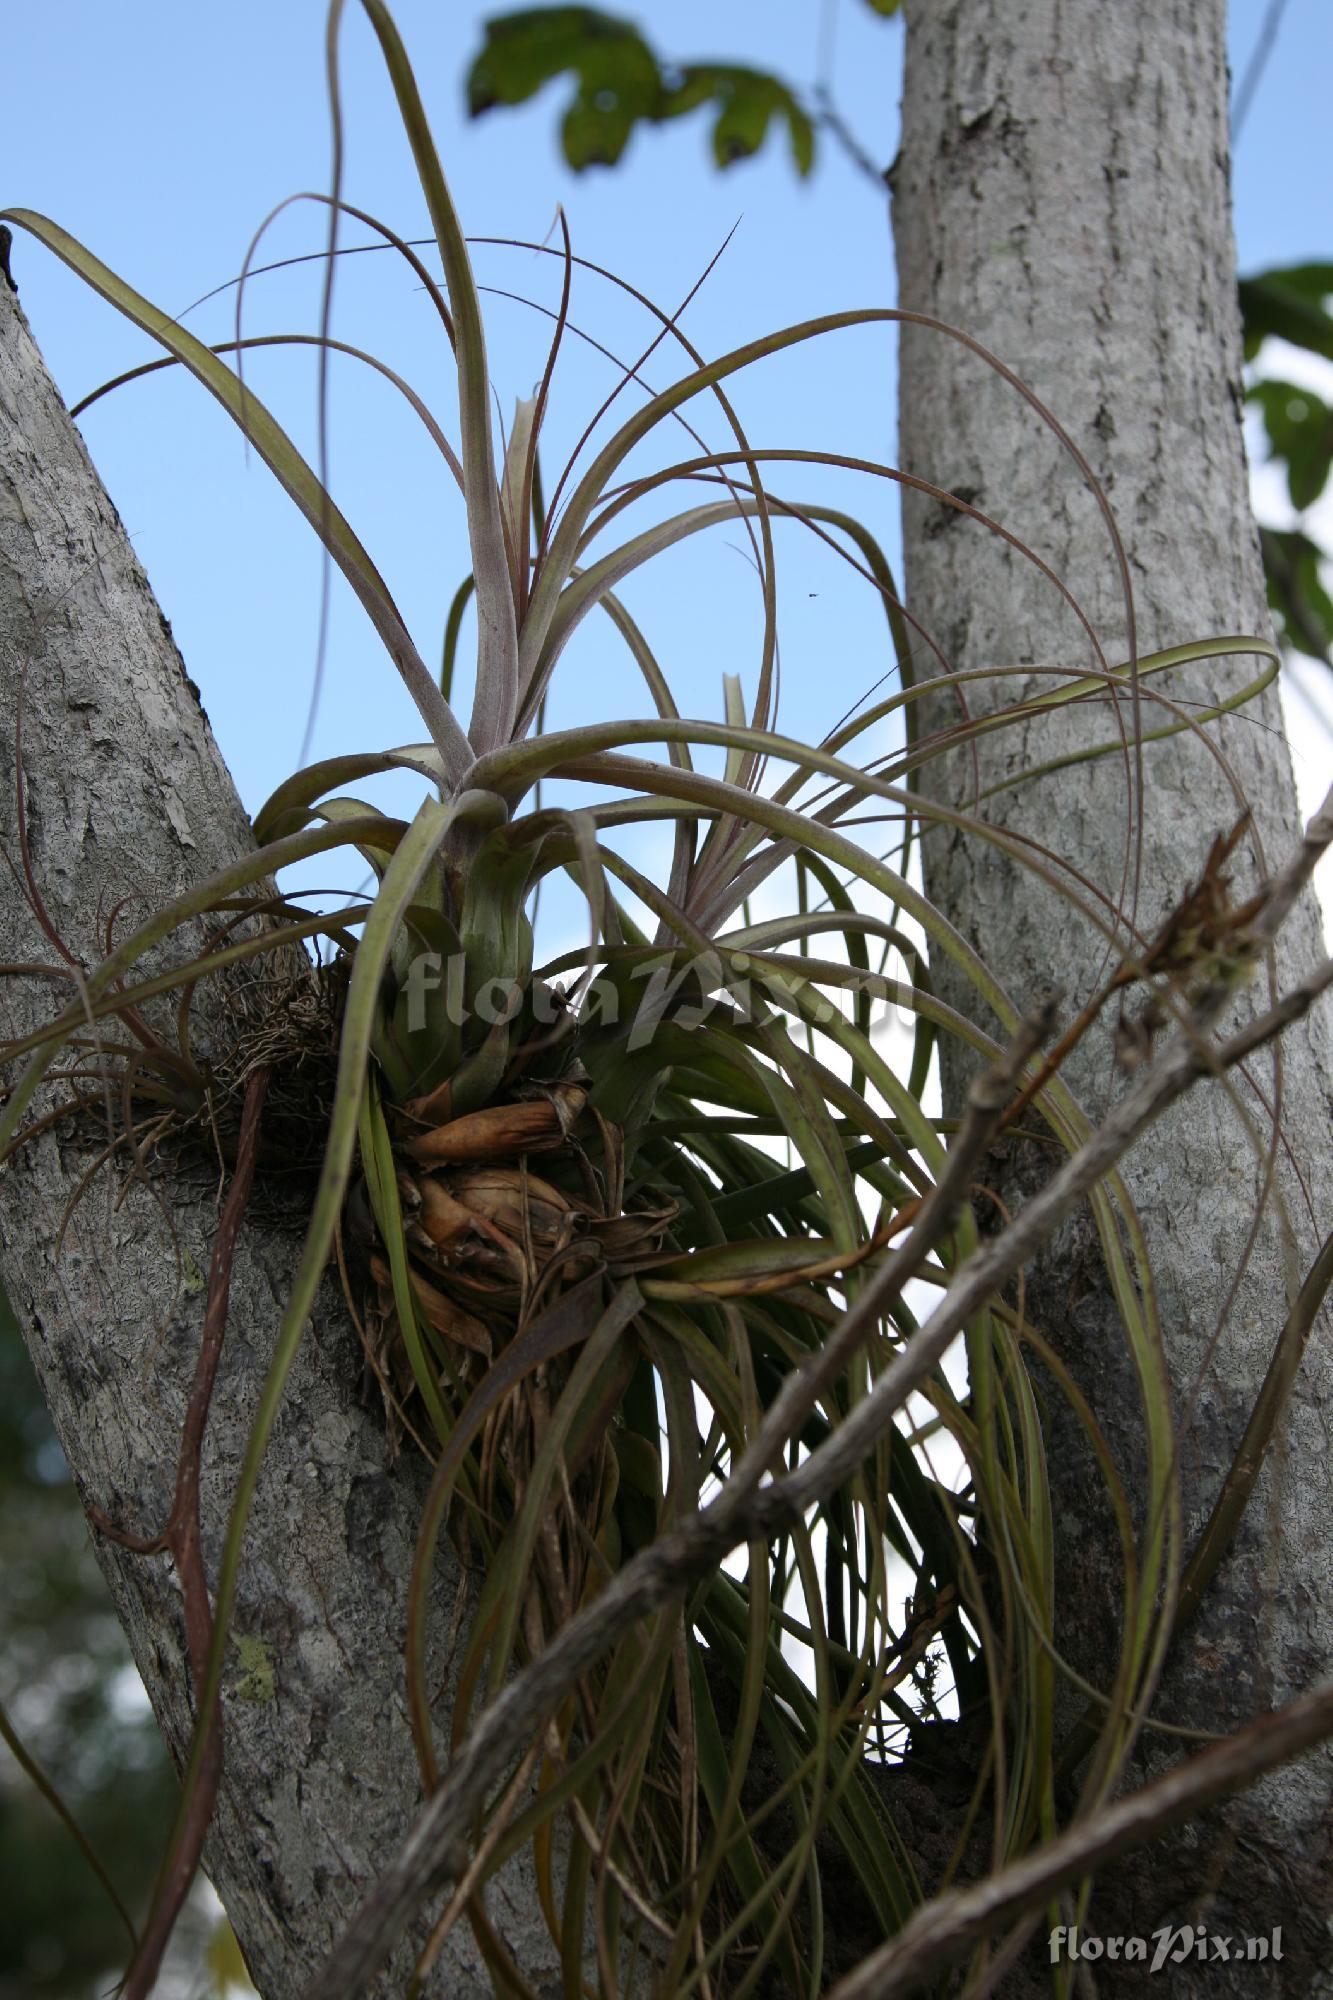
0, 207, 470, 779
143, 787, 477, 1955
1239, 266, 1333, 365
357, 1074, 454, 1443
1248, 378, 1333, 513
859, 0, 902, 14
352, 0, 521, 751
252, 744, 446, 846
468, 9, 815, 174
562, 92, 637, 168
670, 64, 815, 176
469, 7, 660, 165
468, 7, 657, 115
1253, 261, 1333, 304
1259, 526, 1333, 663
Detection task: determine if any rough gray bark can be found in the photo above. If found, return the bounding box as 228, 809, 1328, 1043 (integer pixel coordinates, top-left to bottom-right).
893, 0, 1333, 1987
0, 273, 557, 1995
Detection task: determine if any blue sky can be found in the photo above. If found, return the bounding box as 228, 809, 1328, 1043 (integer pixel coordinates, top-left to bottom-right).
3, 2, 1330, 882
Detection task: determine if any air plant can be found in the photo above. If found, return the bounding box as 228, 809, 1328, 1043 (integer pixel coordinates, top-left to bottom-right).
1, 3, 1312, 1997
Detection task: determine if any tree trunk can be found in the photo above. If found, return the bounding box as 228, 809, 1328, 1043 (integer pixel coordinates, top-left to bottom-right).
893, 0, 1333, 1986
0, 273, 555, 1996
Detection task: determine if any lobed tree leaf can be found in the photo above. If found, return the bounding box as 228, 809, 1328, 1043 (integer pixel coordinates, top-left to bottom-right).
1259, 526, 1333, 663
468, 8, 816, 174
1248, 377, 1333, 512
1240, 263, 1333, 363
1240, 266, 1333, 671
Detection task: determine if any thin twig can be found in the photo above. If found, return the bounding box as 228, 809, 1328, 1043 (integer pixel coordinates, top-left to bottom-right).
826, 1677, 1333, 2000
725, 997, 1059, 1497
1232, 0, 1293, 144
814, 89, 893, 193
88, 1068, 271, 2000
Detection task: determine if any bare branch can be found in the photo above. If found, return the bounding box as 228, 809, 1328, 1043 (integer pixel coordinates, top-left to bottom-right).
826, 1677, 1333, 1999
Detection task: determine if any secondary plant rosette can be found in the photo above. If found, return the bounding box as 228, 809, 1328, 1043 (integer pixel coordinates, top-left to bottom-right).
0, 3, 1289, 1994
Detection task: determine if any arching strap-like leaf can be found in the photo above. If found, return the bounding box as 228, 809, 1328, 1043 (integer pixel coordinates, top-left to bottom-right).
640, 1226, 895, 1301
347, 0, 519, 751
71, 332, 464, 493
1, 207, 470, 780
139, 786, 506, 1964
405, 1276, 642, 1786
253, 746, 449, 844
0, 813, 395, 1100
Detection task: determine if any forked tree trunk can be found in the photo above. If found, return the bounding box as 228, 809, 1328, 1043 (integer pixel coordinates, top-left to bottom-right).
893, 0, 1333, 1985
0, 275, 554, 1996
8, 3, 1333, 1988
